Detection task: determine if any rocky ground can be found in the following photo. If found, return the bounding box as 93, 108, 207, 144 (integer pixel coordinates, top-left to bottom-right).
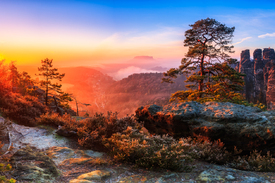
1, 116, 275, 183
136, 101, 275, 155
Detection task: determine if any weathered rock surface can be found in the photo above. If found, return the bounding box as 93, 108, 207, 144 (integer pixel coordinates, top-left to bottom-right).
10, 146, 59, 182
135, 102, 275, 154
196, 165, 270, 183
68, 165, 273, 183
56, 125, 77, 137
70, 170, 111, 183
263, 48, 275, 62
239, 49, 255, 102
46, 146, 104, 166
266, 66, 275, 110
8, 121, 79, 151
239, 47, 275, 108
254, 49, 265, 102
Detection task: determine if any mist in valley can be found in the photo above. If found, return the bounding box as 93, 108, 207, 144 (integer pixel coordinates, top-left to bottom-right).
58, 61, 187, 117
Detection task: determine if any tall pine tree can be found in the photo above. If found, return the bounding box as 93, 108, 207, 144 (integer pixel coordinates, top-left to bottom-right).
37, 58, 65, 106
163, 18, 245, 103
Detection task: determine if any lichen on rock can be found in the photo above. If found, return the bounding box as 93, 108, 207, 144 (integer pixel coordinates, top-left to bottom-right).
10, 146, 60, 182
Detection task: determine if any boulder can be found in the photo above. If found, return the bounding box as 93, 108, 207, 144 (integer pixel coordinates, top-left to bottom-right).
10, 146, 59, 182
46, 146, 105, 166
69, 170, 111, 183
135, 102, 275, 155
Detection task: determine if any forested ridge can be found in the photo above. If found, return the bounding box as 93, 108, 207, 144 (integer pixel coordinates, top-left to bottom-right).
59, 67, 187, 116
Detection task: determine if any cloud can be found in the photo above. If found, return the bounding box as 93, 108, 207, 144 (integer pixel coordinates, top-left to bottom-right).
97, 26, 183, 49
258, 33, 275, 38
111, 66, 160, 80
233, 37, 252, 45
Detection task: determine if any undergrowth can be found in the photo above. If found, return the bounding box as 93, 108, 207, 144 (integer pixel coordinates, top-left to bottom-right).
0, 93, 47, 126
36, 112, 275, 172
0, 163, 16, 183
0, 126, 16, 183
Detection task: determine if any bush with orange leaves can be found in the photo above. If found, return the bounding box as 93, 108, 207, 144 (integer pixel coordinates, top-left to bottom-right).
0, 121, 16, 183
0, 92, 47, 126
0, 61, 48, 126
36, 111, 275, 172
0, 61, 11, 94
76, 112, 141, 151
36, 112, 140, 151
36, 112, 76, 128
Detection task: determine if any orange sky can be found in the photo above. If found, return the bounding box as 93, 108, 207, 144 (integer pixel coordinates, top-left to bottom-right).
1, 1, 275, 71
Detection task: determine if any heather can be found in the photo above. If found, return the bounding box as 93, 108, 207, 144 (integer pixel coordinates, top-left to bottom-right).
35, 111, 275, 172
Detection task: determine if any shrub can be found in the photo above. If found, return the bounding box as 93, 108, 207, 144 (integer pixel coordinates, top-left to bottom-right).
233, 99, 267, 111
228, 150, 275, 172
77, 112, 140, 150
0, 163, 16, 183
36, 112, 77, 129
103, 126, 234, 171
0, 93, 47, 126
36, 112, 275, 172
0, 144, 16, 183
183, 135, 232, 164
103, 126, 194, 171
36, 112, 140, 151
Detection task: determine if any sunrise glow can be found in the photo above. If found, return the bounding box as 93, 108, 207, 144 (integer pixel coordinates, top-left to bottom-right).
0, 0, 275, 70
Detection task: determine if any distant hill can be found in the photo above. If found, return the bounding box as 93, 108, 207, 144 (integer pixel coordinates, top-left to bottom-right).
108, 72, 186, 95
58, 67, 187, 117
105, 72, 186, 116
59, 67, 115, 89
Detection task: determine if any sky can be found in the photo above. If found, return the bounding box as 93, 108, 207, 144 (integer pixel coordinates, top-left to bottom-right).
1, 0, 275, 73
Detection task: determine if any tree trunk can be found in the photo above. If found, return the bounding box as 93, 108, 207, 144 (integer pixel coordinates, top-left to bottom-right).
75, 100, 79, 116
45, 85, 48, 106
199, 53, 205, 95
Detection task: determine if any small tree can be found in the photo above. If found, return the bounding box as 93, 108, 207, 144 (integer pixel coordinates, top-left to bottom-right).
163, 18, 245, 103
8, 62, 35, 95
37, 58, 65, 106
8, 61, 20, 88
0, 61, 11, 93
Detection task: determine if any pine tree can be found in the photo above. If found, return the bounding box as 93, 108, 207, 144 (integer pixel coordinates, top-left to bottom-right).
163, 18, 245, 103
37, 58, 65, 106
8, 61, 20, 88
8, 62, 34, 95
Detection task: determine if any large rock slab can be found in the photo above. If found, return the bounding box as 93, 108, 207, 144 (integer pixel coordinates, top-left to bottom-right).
135, 102, 275, 154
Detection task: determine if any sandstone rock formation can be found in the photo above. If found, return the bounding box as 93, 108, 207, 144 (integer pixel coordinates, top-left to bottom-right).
239, 49, 254, 102
237, 48, 275, 109
135, 102, 275, 155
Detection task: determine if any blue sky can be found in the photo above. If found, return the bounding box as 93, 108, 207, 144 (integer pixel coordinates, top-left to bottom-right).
0, 0, 275, 69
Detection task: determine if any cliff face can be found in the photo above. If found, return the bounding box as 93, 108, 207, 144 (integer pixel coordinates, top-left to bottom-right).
236, 48, 275, 109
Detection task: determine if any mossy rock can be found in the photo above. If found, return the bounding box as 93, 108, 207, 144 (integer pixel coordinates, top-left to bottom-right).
10, 146, 60, 182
